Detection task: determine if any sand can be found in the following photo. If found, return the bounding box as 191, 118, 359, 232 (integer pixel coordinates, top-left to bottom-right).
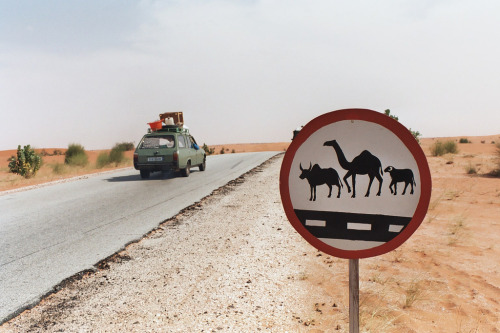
1, 136, 499, 332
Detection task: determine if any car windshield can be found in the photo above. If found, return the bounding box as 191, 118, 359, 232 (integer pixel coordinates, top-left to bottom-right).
140, 135, 175, 149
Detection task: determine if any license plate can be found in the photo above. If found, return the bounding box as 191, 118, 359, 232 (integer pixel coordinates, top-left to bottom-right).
147, 157, 163, 162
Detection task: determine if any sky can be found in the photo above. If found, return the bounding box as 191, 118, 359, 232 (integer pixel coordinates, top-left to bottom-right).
1, 0, 499, 150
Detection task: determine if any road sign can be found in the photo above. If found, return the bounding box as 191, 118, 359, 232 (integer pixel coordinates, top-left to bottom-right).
280, 109, 432, 259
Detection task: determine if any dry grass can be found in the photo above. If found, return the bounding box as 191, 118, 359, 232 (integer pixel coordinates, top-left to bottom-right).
403, 279, 424, 308
448, 214, 468, 246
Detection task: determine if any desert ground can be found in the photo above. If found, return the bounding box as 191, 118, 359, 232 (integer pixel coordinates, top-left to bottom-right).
0, 143, 290, 193
1, 136, 499, 332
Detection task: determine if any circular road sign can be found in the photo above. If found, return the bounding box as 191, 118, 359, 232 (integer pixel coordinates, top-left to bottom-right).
280, 109, 432, 259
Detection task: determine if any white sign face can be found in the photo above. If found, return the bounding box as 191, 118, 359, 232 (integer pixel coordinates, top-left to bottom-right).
280, 109, 431, 259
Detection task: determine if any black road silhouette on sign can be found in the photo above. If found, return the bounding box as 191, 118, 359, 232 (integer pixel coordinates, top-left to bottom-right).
294, 209, 411, 243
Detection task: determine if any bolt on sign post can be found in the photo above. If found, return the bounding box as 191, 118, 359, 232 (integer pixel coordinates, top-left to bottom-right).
280, 109, 432, 332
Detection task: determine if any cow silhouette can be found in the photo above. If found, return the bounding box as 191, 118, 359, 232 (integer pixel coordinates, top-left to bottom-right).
299, 163, 343, 201
384, 166, 416, 195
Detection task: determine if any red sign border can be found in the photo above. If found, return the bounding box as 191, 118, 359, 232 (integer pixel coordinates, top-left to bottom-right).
280, 109, 432, 259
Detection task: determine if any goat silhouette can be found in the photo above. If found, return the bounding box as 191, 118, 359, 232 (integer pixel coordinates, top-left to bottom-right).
299, 163, 343, 201
384, 166, 416, 195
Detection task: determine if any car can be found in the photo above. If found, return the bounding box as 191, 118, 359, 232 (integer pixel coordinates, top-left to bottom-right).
133, 126, 206, 179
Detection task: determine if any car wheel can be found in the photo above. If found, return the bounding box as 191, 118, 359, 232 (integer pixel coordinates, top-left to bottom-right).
182, 161, 190, 177
199, 157, 206, 171
140, 169, 150, 179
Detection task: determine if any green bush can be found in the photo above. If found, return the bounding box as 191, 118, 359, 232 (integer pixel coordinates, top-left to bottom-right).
96, 152, 111, 168
66, 153, 89, 166
202, 143, 215, 155
384, 109, 422, 143
114, 142, 135, 151
65, 143, 88, 166
431, 140, 458, 156
430, 141, 445, 156
459, 138, 470, 143
443, 141, 458, 154
95, 143, 129, 168
109, 145, 125, 165
8, 145, 42, 178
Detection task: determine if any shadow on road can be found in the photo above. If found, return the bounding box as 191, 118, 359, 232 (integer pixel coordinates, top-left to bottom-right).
106, 172, 177, 182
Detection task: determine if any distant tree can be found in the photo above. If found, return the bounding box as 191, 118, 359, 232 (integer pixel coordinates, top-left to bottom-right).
8, 145, 42, 178
384, 109, 421, 143
384, 109, 398, 122
220, 147, 225, 154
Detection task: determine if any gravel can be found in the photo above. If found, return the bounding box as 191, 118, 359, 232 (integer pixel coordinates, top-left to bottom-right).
1, 155, 338, 332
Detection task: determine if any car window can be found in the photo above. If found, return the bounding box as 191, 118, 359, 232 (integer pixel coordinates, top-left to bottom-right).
140, 135, 175, 149
178, 135, 186, 148
189, 136, 196, 147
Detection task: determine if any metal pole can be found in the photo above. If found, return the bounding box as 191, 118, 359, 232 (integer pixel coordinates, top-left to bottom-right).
349, 259, 359, 333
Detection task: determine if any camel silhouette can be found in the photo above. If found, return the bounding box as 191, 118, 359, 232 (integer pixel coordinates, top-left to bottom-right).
323, 140, 383, 198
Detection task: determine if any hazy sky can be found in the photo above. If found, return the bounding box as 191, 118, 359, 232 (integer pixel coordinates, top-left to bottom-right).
1, 0, 499, 150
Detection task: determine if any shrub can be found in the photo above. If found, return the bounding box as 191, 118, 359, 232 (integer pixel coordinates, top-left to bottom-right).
114, 142, 135, 151
65, 143, 88, 166
430, 141, 445, 156
465, 163, 477, 175
8, 145, 42, 178
96, 152, 111, 168
109, 145, 125, 165
404, 280, 423, 308
443, 141, 458, 154
459, 138, 470, 143
430, 140, 458, 156
202, 143, 215, 155
66, 153, 89, 166
220, 147, 225, 154
489, 143, 500, 177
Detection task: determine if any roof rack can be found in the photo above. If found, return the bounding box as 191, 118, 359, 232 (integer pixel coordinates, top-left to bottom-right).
156, 125, 189, 134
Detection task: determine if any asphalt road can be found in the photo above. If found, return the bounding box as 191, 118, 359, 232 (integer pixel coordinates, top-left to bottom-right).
0, 151, 279, 324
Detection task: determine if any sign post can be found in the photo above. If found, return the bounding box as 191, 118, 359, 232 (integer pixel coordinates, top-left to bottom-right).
349, 259, 359, 333
280, 109, 431, 330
